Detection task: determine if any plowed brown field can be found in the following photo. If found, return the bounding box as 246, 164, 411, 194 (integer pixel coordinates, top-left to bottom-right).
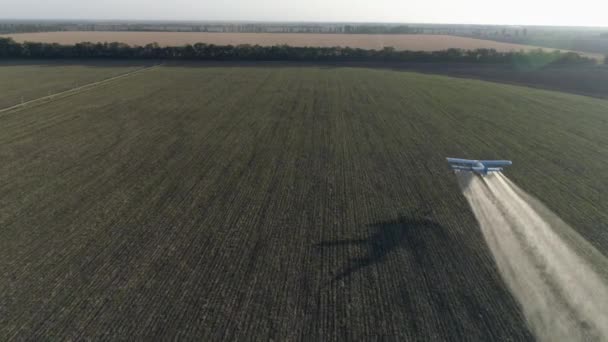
4, 31, 601, 59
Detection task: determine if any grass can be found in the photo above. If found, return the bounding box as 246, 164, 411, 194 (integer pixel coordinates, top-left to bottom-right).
1, 64, 607, 339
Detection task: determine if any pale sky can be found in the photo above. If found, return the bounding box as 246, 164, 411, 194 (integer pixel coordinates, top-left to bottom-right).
1, 0, 607, 27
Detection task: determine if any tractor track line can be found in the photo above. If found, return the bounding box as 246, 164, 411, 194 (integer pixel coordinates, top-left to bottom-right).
0, 63, 162, 115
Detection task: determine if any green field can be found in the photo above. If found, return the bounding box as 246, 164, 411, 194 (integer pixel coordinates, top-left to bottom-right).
0, 61, 147, 109
1, 64, 607, 339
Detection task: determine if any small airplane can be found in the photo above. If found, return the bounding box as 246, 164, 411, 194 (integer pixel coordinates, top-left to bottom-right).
446, 158, 512, 176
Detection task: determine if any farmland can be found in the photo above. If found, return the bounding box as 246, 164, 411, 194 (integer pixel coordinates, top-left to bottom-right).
4, 31, 603, 59
0, 61, 147, 108
1, 64, 607, 339
298, 62, 608, 99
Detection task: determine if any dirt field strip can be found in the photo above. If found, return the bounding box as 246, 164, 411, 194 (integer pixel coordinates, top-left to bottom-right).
0, 64, 162, 115
3, 32, 602, 60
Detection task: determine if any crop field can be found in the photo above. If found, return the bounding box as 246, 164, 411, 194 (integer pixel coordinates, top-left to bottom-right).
373, 62, 608, 99
0, 61, 148, 109
1, 64, 607, 339
5, 31, 602, 58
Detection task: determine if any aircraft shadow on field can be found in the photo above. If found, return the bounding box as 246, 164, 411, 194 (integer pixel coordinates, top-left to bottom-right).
314, 213, 443, 285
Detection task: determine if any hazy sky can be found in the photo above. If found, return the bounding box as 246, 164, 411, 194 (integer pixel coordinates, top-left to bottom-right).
1, 0, 607, 27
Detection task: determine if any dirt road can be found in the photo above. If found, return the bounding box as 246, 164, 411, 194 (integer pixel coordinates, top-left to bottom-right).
0, 64, 161, 115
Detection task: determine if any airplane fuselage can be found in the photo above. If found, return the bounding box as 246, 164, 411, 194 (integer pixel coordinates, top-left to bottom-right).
447, 158, 512, 176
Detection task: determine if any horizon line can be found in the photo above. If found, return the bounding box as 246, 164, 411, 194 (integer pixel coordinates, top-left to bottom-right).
1, 17, 607, 29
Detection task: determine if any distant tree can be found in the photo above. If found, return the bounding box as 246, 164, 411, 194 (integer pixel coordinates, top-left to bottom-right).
0, 38, 597, 66
390, 25, 412, 34
604, 55, 608, 65
0, 37, 22, 57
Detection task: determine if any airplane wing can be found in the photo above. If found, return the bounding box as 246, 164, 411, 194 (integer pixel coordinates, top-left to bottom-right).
480, 160, 513, 167
446, 158, 480, 165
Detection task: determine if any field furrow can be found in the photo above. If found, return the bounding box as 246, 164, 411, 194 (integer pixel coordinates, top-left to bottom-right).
1, 64, 607, 340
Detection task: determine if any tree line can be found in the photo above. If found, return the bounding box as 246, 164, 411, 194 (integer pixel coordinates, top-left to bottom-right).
0, 22, 430, 35
0, 38, 602, 66
343, 25, 423, 34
